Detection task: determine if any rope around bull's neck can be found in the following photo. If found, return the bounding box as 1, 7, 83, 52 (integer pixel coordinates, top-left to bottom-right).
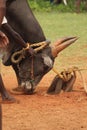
11, 40, 51, 64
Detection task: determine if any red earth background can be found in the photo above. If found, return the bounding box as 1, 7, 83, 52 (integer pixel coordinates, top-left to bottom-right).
1, 59, 87, 130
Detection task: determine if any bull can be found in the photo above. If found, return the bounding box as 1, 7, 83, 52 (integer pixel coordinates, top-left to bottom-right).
0, 0, 77, 102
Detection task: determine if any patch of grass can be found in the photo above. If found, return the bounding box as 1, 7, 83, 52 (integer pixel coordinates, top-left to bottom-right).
33, 12, 87, 70
28, 0, 87, 13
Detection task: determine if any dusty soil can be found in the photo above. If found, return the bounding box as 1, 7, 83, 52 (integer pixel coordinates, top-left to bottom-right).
1, 64, 87, 130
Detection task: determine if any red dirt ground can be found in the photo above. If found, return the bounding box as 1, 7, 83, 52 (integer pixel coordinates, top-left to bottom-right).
1, 64, 87, 130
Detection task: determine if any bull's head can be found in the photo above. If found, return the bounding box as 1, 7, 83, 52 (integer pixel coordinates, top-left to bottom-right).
1, 0, 77, 95
13, 37, 77, 94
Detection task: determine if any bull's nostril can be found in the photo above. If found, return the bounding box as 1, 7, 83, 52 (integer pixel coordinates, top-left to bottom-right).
25, 81, 32, 90
21, 82, 25, 87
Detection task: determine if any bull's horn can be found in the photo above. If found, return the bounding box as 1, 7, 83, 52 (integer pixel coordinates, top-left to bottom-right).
53, 37, 77, 46
51, 37, 78, 58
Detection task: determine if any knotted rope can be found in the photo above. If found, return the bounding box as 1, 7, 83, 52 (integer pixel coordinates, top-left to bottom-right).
11, 40, 50, 64
52, 66, 87, 93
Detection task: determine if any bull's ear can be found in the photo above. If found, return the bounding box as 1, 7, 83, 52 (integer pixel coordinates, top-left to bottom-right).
51, 37, 78, 58
42, 54, 53, 69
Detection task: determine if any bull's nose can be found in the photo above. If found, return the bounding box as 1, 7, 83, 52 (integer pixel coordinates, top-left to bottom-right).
21, 81, 34, 94
21, 81, 32, 89
26, 81, 32, 89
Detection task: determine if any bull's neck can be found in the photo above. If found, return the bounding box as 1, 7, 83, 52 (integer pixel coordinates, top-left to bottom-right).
6, 0, 46, 43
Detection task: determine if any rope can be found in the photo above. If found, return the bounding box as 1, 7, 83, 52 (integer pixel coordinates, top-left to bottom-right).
11, 44, 30, 64
52, 66, 87, 93
11, 40, 51, 64
30, 41, 50, 52
52, 67, 76, 82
